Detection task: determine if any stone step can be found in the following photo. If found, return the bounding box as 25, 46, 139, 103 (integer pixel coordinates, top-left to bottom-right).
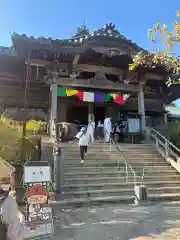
64, 176, 180, 186
64, 174, 180, 181
63, 154, 164, 159
63, 151, 163, 156
62, 148, 159, 153
62, 153, 165, 158
63, 180, 180, 190
64, 171, 123, 177
62, 178, 124, 185
63, 186, 180, 199
63, 158, 168, 164
63, 161, 169, 167
149, 186, 180, 194
61, 143, 153, 148
64, 188, 134, 198
118, 146, 156, 149
51, 192, 180, 207
63, 149, 153, 153
51, 195, 135, 207
43, 141, 180, 205
62, 143, 153, 148
64, 167, 176, 174
64, 165, 174, 176
148, 193, 180, 202
63, 157, 165, 162
64, 171, 179, 177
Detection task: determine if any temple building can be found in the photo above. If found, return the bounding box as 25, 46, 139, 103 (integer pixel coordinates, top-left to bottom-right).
0, 23, 178, 135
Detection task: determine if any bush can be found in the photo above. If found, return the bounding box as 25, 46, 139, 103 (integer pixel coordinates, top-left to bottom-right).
26, 120, 46, 134
156, 122, 180, 147
167, 122, 180, 147
0, 116, 42, 164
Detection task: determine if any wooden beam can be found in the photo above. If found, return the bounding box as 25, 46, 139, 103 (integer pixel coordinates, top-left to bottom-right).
75, 64, 124, 75
25, 59, 68, 69
55, 77, 139, 92
72, 54, 80, 67
25, 59, 48, 67
143, 73, 164, 81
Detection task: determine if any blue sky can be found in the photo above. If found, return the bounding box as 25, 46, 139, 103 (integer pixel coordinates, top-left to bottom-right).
0, 0, 179, 103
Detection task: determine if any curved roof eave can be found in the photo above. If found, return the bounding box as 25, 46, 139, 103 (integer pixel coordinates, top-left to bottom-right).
11, 24, 144, 57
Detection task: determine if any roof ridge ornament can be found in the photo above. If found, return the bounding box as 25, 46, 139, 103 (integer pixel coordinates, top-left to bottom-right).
93, 23, 123, 38
104, 23, 115, 31
74, 24, 90, 38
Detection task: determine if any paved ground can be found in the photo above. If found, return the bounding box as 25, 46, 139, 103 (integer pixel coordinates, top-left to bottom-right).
50, 202, 180, 240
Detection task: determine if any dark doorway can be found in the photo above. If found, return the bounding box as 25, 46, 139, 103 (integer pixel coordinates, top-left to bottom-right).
94, 106, 106, 125
67, 105, 88, 125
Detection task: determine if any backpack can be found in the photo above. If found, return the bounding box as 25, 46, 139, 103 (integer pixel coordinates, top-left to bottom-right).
0, 193, 8, 240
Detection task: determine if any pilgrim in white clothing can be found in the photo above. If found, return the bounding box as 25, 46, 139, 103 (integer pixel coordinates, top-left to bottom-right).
104, 117, 112, 143
76, 127, 90, 162
87, 121, 95, 142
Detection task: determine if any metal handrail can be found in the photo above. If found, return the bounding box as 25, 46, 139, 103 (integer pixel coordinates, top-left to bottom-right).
149, 127, 180, 154
146, 127, 180, 165
103, 128, 137, 186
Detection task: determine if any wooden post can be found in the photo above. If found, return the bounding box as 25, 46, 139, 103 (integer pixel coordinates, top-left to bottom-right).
88, 104, 94, 122
22, 50, 31, 162
50, 72, 58, 138
163, 104, 168, 124
138, 82, 146, 133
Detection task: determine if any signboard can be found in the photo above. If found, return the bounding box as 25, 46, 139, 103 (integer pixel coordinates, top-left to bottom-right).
24, 166, 51, 183
128, 118, 140, 133
23, 162, 54, 239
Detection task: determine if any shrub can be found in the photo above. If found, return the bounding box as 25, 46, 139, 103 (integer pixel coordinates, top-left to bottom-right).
156, 122, 180, 147
0, 116, 42, 164
26, 119, 46, 134
167, 122, 180, 147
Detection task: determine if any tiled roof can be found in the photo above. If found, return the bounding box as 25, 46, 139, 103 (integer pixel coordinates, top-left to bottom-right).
11, 23, 143, 52
0, 47, 17, 56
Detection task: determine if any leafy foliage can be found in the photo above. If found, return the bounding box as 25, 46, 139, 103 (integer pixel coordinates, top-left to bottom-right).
148, 10, 180, 51
0, 116, 43, 164
129, 11, 180, 84
156, 122, 180, 147
26, 119, 46, 134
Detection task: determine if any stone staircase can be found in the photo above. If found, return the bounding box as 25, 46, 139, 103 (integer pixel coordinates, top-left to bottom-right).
53, 142, 180, 206
41, 135, 53, 164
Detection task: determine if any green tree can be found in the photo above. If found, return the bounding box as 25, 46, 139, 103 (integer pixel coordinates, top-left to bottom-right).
148, 10, 180, 52
129, 11, 180, 84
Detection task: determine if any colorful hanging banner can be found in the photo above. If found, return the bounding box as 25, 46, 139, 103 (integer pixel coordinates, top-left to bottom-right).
94, 92, 104, 103
56, 87, 130, 105
66, 88, 79, 96
56, 87, 66, 97
83, 92, 94, 102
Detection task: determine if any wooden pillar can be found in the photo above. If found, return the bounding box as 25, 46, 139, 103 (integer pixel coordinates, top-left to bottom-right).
138, 82, 146, 132
50, 73, 57, 137
163, 104, 168, 124
88, 104, 94, 122
57, 102, 67, 122
50, 84, 57, 120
